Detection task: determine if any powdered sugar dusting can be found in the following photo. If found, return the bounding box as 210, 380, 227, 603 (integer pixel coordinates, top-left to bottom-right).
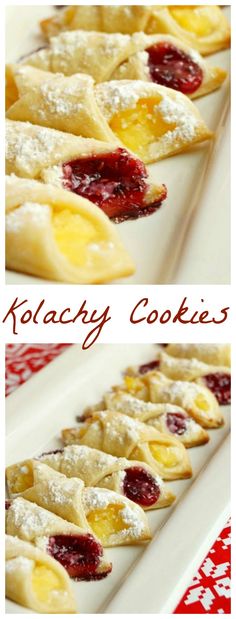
157, 94, 198, 142
42, 476, 84, 507
8, 498, 58, 540
6, 122, 66, 176
6, 202, 50, 233
106, 391, 160, 417
6, 556, 33, 573
50, 30, 130, 72
99, 411, 140, 443
83, 488, 146, 541
95, 80, 152, 119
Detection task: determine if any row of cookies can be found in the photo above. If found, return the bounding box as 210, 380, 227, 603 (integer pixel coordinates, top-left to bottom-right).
6, 344, 230, 611
5, 6, 230, 282
41, 6, 230, 56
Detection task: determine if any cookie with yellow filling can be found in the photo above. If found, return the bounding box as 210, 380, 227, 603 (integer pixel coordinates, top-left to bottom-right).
88, 390, 209, 448
62, 411, 192, 481
6, 497, 112, 581
147, 6, 230, 56
24, 30, 227, 99
6, 120, 167, 221
11, 461, 151, 547
6, 446, 175, 511
40, 5, 230, 55
5, 535, 76, 613
6, 65, 212, 165
95, 80, 212, 163
123, 371, 223, 429
6, 175, 134, 283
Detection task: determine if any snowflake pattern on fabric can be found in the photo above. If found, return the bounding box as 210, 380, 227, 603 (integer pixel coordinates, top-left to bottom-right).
5, 344, 231, 613
174, 522, 231, 614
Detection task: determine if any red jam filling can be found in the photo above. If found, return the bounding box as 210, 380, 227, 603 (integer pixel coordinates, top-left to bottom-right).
166, 412, 187, 435
5, 500, 11, 510
62, 148, 166, 222
123, 466, 160, 507
138, 360, 160, 374
146, 42, 203, 94
203, 373, 231, 405
47, 533, 108, 580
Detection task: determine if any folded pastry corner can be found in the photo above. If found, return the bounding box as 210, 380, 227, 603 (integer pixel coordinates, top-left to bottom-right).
61, 411, 193, 481
40, 5, 230, 55
6, 175, 135, 283
6, 64, 115, 143
6, 497, 112, 581
24, 30, 227, 98
5, 534, 76, 613
6, 120, 167, 222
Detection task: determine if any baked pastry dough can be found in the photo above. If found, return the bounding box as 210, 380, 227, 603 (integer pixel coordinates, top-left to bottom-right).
61, 411, 193, 481
6, 120, 167, 221
157, 351, 230, 405
6, 65, 212, 164
165, 344, 231, 367
123, 371, 224, 428
40, 6, 230, 56
6, 445, 175, 511
127, 350, 231, 406
87, 390, 209, 448
95, 80, 212, 163
146, 6, 231, 56
10, 461, 151, 547
40, 6, 153, 38
5, 535, 76, 613
6, 175, 134, 283
6, 66, 115, 142
6, 497, 112, 580
24, 30, 227, 99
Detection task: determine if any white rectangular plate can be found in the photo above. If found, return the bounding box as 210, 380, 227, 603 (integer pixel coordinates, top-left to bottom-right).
6, 344, 230, 613
5, 6, 230, 285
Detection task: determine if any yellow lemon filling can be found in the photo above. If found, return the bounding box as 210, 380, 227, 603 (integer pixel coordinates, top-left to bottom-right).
149, 442, 182, 467
31, 565, 61, 602
110, 98, 175, 159
87, 504, 129, 544
194, 394, 209, 412
53, 208, 99, 267
7, 463, 33, 494
124, 375, 148, 400
170, 7, 215, 37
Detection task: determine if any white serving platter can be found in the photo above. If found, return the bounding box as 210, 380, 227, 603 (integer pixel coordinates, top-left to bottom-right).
6, 344, 230, 614
5, 6, 230, 285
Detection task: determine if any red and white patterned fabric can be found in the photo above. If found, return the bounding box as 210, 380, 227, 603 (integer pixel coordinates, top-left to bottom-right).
5, 344, 231, 614
174, 522, 231, 614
